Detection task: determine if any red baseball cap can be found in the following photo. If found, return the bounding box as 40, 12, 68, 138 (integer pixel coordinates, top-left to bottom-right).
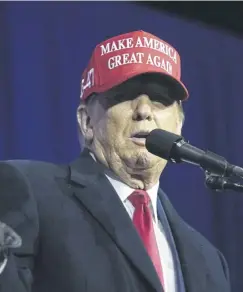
80, 30, 189, 101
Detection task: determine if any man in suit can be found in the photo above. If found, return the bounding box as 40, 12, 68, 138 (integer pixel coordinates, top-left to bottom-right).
0, 30, 230, 292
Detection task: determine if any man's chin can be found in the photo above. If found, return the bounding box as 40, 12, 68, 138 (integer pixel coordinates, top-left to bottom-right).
125, 151, 157, 170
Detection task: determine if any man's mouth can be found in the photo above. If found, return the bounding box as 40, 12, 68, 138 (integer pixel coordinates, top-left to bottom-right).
130, 131, 150, 146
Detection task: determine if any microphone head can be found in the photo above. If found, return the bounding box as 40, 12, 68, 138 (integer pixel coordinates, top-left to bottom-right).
145, 129, 183, 160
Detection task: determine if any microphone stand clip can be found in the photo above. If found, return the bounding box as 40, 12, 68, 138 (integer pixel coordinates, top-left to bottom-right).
205, 172, 243, 193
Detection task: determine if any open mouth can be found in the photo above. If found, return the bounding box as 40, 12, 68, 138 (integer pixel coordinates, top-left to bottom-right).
130, 131, 150, 146
132, 132, 149, 139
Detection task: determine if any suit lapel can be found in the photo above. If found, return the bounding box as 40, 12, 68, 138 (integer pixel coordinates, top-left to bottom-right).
157, 189, 208, 292
66, 151, 163, 292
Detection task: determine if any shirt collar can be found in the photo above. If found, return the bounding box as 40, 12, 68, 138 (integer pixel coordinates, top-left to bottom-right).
105, 174, 160, 224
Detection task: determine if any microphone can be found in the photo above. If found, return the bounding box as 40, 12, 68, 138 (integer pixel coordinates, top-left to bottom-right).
145, 129, 243, 178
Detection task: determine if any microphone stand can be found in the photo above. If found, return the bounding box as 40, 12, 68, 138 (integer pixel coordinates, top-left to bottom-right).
205, 172, 243, 192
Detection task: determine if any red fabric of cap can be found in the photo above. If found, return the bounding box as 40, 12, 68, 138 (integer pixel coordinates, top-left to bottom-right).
80, 30, 189, 101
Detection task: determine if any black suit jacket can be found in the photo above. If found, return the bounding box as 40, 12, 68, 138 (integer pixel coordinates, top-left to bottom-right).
0, 150, 230, 292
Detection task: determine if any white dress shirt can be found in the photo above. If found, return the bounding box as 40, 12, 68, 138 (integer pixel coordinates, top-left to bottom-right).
105, 173, 177, 292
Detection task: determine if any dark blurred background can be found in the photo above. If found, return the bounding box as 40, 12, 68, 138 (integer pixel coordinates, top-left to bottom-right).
141, 1, 243, 37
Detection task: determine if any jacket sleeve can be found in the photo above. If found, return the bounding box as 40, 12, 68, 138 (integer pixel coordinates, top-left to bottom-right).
0, 162, 39, 292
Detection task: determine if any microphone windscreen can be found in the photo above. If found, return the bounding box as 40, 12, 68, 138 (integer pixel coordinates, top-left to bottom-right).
145, 129, 182, 159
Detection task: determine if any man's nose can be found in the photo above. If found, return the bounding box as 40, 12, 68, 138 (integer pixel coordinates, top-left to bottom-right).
132, 95, 153, 121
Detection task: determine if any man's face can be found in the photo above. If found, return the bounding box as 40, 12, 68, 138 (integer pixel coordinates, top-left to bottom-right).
80, 75, 182, 177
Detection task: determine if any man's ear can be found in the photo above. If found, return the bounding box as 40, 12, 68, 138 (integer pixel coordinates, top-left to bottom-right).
77, 103, 94, 145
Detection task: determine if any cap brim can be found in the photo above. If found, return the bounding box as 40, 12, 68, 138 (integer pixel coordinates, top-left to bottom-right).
96, 69, 189, 101
133, 70, 189, 101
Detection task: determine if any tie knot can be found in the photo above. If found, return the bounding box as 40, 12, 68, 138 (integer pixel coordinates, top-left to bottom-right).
128, 190, 150, 207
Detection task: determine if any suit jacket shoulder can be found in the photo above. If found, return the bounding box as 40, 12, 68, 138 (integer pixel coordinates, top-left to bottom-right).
2, 159, 66, 181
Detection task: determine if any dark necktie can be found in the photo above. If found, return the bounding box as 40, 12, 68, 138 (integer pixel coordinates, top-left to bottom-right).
128, 190, 164, 287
